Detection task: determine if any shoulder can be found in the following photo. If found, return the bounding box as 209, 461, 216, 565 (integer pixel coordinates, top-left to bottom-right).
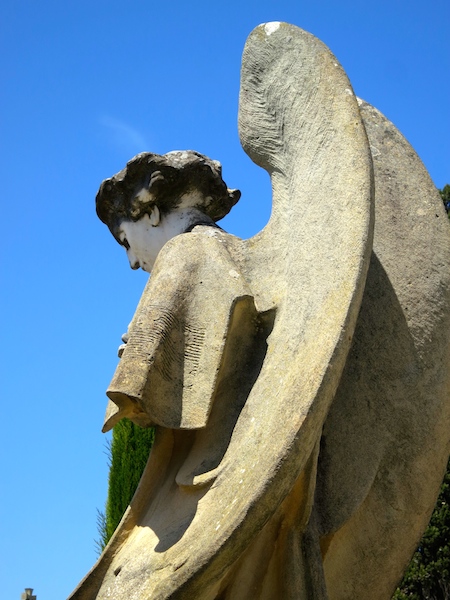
152, 227, 236, 276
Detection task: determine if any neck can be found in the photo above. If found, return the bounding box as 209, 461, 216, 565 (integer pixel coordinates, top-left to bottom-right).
146, 207, 215, 270
162, 206, 215, 237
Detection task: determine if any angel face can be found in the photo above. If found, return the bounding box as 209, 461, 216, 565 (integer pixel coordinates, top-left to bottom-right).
118, 212, 163, 273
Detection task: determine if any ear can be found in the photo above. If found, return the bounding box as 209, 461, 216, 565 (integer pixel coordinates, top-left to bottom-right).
149, 205, 160, 227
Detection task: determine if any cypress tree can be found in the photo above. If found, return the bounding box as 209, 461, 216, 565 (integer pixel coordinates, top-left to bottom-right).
97, 419, 154, 551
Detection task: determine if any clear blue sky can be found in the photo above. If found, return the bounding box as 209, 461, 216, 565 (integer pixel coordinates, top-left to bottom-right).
1, 1, 448, 598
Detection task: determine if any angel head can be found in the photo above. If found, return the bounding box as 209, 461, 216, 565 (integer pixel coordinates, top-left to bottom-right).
96, 151, 241, 272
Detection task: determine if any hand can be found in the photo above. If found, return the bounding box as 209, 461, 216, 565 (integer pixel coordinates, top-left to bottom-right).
118, 331, 129, 358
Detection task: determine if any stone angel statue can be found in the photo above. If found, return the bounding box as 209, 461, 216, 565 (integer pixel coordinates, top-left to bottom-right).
69, 23, 450, 600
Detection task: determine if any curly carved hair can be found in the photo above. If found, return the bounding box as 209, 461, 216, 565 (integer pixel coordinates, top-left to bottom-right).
96, 151, 241, 239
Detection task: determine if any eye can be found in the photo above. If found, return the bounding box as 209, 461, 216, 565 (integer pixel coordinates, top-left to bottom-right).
120, 237, 130, 250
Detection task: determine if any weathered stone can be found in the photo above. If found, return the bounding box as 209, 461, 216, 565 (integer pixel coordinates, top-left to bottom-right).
68, 22, 450, 600
317, 98, 450, 599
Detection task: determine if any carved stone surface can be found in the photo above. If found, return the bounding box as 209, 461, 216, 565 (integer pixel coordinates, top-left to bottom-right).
69, 23, 450, 600
317, 99, 450, 599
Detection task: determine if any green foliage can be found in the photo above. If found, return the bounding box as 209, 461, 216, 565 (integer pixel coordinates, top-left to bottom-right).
393, 460, 450, 599
96, 419, 154, 552
95, 508, 108, 556
440, 184, 450, 218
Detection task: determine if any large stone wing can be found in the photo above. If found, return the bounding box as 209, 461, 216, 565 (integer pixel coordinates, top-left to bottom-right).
316, 100, 450, 599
